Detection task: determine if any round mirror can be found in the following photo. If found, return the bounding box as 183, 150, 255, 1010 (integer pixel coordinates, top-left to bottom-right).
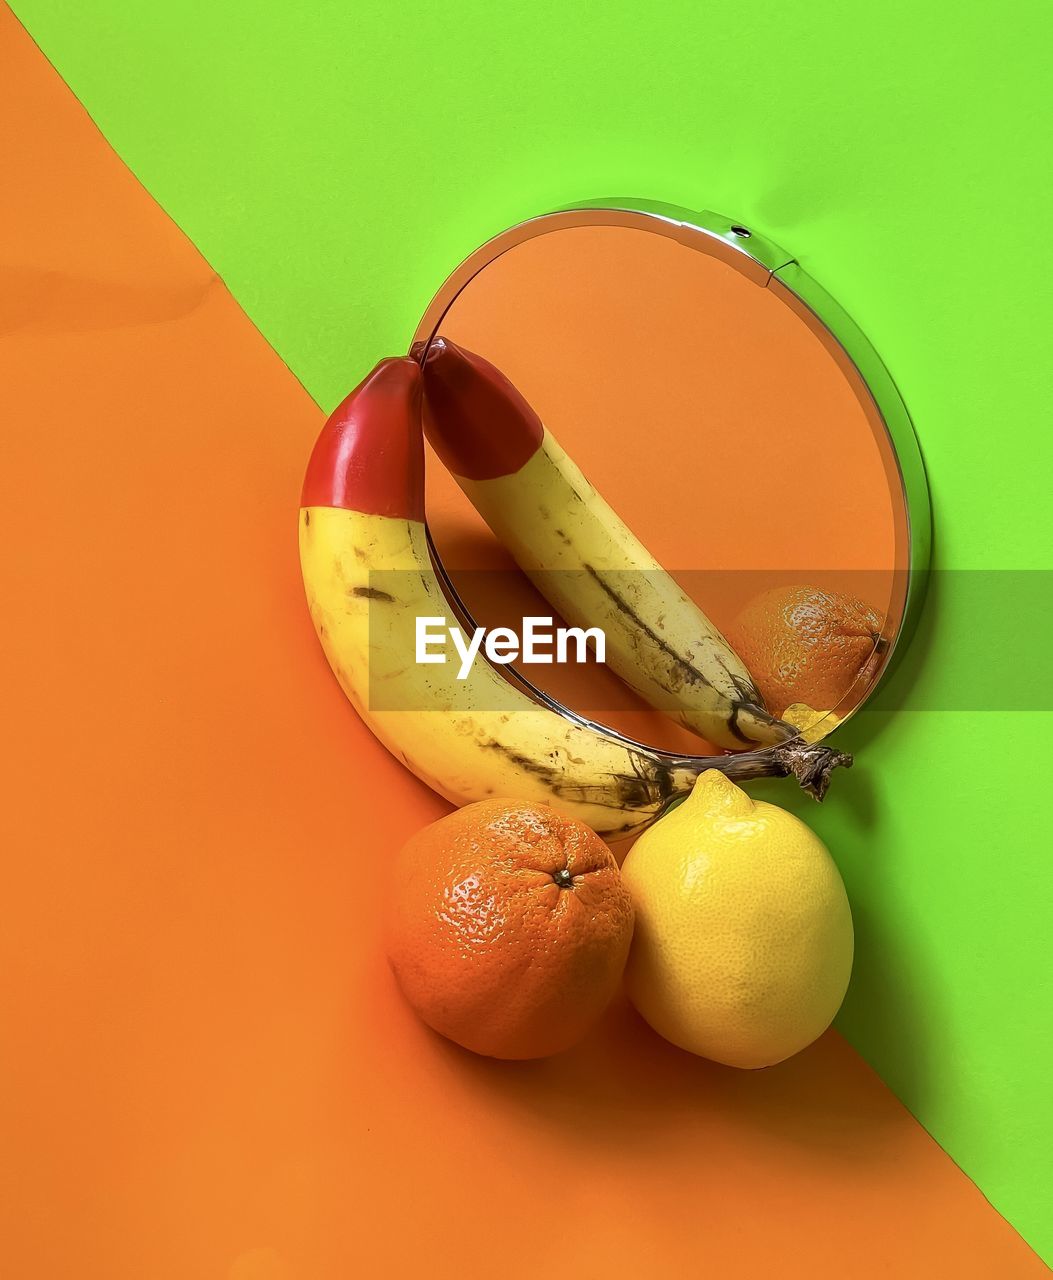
412, 203, 929, 755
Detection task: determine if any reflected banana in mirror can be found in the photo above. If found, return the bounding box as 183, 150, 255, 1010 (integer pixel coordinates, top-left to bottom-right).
418, 337, 791, 750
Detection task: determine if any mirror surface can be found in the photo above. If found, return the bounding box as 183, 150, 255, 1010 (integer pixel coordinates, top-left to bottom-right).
414, 210, 917, 754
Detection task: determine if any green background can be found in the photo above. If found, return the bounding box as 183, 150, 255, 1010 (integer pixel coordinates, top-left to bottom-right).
13, 0, 1051, 1258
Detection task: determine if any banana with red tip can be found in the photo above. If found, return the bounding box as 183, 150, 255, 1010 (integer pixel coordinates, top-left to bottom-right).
298, 358, 837, 838
418, 338, 789, 749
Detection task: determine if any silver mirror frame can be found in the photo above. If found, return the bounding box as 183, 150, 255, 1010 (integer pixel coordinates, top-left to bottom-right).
412, 199, 932, 733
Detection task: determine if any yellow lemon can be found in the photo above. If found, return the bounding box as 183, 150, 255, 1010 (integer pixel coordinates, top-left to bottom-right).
782, 702, 842, 744
621, 770, 853, 1068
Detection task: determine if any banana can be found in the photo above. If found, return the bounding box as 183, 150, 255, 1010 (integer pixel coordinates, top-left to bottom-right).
418, 338, 790, 750
299, 357, 844, 839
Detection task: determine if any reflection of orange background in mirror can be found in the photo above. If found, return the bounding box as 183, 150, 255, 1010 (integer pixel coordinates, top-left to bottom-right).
424, 224, 910, 749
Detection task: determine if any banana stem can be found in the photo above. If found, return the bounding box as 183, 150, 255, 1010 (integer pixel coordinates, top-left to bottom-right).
675, 741, 853, 802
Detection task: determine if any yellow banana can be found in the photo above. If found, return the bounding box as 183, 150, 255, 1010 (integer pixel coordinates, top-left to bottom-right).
299, 356, 848, 839
419, 337, 790, 750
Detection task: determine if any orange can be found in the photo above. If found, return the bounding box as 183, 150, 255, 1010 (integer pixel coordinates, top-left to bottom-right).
726, 585, 887, 718
386, 799, 634, 1059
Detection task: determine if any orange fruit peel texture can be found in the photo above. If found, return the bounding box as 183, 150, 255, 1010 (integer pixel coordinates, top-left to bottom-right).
386, 799, 633, 1059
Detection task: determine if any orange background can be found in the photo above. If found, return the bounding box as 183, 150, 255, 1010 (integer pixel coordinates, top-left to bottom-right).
0, 11, 1045, 1277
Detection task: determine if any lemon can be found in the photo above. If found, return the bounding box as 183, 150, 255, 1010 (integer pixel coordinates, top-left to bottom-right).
621, 770, 853, 1068
782, 702, 842, 744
